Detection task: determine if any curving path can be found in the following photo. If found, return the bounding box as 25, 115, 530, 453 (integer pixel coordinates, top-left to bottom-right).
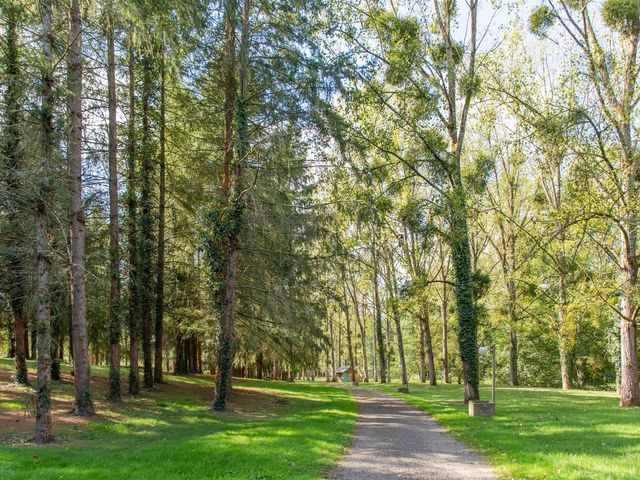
329, 387, 497, 480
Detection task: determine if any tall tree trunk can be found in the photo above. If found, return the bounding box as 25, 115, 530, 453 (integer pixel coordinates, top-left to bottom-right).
337, 322, 342, 368
418, 317, 426, 383
440, 268, 450, 383
325, 317, 331, 382
68, 0, 94, 416
387, 259, 407, 386
154, 49, 166, 384
508, 277, 519, 387
34, 0, 55, 443
329, 316, 336, 380
126, 36, 140, 396
341, 282, 356, 384
372, 311, 378, 382
347, 271, 369, 382
450, 206, 479, 402
140, 50, 154, 389
106, 0, 121, 402
174, 328, 186, 374
437, 0, 479, 402
423, 310, 436, 386
372, 234, 386, 383
619, 149, 640, 406
355, 301, 369, 382
2, 3, 28, 387
256, 351, 263, 379
557, 221, 572, 391
50, 306, 61, 382
213, 0, 244, 410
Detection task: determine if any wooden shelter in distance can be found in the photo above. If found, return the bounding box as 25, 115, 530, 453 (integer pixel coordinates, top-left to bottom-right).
336, 366, 356, 382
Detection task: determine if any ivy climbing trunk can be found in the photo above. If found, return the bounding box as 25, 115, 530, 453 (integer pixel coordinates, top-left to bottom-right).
213, 0, 243, 411
106, 0, 121, 402
433, 0, 479, 401
449, 203, 479, 402
68, 0, 94, 416
34, 0, 54, 443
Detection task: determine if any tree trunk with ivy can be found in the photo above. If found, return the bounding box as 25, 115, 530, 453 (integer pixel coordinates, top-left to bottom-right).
211, 0, 248, 411
449, 199, 479, 401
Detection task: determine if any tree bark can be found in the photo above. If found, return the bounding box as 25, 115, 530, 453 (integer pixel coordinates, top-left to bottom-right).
423, 310, 437, 386
126, 36, 140, 396
154, 48, 166, 384
213, 0, 244, 410
140, 50, 154, 390
619, 152, 640, 406
68, 0, 94, 416
256, 351, 263, 379
450, 208, 479, 402
418, 317, 426, 383
372, 234, 386, 383
106, 0, 121, 402
341, 282, 356, 384
440, 265, 450, 383
387, 258, 407, 386
2, 3, 29, 387
34, 0, 55, 443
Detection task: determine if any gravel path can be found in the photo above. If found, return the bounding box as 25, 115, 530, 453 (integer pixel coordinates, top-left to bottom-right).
328, 387, 497, 480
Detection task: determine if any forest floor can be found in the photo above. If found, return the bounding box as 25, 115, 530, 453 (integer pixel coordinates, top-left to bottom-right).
0, 359, 356, 480
328, 387, 496, 479
358, 382, 640, 480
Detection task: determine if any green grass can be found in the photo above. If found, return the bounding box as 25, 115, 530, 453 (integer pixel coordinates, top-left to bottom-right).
360, 381, 640, 479
0, 359, 356, 480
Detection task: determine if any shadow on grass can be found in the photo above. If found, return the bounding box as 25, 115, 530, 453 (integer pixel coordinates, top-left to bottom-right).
0, 372, 356, 480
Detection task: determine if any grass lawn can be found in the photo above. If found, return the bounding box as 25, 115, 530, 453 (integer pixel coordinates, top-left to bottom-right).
360, 381, 639, 480
0, 359, 356, 480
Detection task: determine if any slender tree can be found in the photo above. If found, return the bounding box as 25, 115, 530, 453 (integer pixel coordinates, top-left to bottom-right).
106, 0, 122, 402
126, 33, 140, 396
154, 48, 166, 384
34, 0, 55, 444
68, 0, 94, 416
2, 2, 28, 387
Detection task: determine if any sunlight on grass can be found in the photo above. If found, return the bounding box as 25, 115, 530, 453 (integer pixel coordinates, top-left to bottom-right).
360, 382, 640, 480
0, 358, 356, 480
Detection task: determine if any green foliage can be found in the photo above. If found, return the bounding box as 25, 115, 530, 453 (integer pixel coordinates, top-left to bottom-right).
529, 5, 556, 37
428, 40, 464, 66
367, 9, 423, 85
602, 0, 639, 32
